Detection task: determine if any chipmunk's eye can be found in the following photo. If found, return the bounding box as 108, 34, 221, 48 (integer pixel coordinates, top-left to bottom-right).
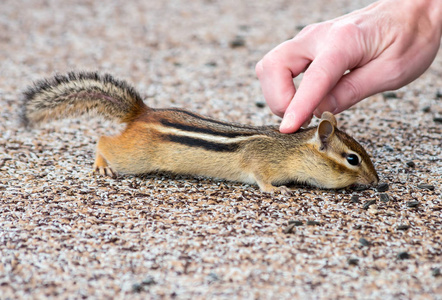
346, 154, 360, 166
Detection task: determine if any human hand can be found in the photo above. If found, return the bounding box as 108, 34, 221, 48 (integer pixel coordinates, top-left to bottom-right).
256, 0, 442, 133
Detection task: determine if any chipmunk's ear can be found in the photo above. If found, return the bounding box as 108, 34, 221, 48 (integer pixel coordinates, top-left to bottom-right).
316, 112, 336, 148
320, 111, 337, 127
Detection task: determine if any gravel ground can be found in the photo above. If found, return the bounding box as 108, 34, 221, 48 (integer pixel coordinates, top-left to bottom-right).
1, 0, 441, 299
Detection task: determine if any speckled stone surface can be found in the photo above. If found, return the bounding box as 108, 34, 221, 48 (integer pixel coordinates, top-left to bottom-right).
0, 0, 441, 299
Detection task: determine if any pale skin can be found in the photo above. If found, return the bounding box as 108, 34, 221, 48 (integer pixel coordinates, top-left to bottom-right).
256, 0, 442, 133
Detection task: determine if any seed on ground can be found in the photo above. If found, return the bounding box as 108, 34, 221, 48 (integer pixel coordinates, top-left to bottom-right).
406, 200, 420, 208
348, 258, 359, 266
417, 184, 435, 191
363, 200, 376, 210
376, 183, 389, 192
351, 195, 360, 203
379, 193, 389, 203
306, 220, 321, 226
288, 220, 304, 226
405, 161, 416, 168
397, 224, 410, 231
383, 92, 397, 99
397, 252, 410, 260
351, 185, 370, 191
255, 101, 266, 108
359, 238, 370, 247
432, 268, 441, 277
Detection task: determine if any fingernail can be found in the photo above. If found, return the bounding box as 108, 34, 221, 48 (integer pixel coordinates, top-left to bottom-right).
280, 112, 295, 132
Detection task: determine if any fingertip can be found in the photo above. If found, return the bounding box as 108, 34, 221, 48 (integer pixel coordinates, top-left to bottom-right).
255, 60, 263, 78
279, 112, 302, 133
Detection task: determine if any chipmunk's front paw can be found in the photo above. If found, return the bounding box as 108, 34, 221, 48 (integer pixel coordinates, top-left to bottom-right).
275, 185, 292, 195
257, 181, 292, 195
93, 154, 117, 178
94, 165, 117, 178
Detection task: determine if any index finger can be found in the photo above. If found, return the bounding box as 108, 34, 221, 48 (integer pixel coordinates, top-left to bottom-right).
279, 50, 350, 133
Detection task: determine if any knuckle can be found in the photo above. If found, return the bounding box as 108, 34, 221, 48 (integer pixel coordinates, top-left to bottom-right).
375, 60, 411, 91
340, 77, 362, 103
330, 21, 362, 39
269, 101, 288, 117
305, 64, 336, 87
297, 22, 328, 38
327, 22, 364, 59
261, 51, 283, 70
260, 40, 295, 70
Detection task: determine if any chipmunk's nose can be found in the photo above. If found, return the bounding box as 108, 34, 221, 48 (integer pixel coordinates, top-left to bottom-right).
372, 173, 380, 186
359, 173, 378, 187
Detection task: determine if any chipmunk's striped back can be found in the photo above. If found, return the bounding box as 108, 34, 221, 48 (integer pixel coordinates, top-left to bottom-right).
21, 72, 149, 127
137, 106, 313, 154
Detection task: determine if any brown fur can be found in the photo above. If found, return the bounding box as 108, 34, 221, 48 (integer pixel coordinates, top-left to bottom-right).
22, 72, 379, 192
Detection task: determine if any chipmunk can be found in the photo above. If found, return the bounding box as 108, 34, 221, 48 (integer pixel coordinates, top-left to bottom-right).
21, 72, 379, 192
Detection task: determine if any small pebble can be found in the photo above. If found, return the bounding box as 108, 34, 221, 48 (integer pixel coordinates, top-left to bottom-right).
283, 223, 296, 234
376, 183, 389, 192
205, 61, 217, 67
383, 92, 398, 99
397, 224, 410, 231
350, 194, 360, 203
397, 252, 410, 260
363, 200, 376, 210
406, 200, 420, 208
432, 268, 441, 277
132, 276, 156, 292
229, 36, 246, 48
379, 193, 389, 203
421, 105, 431, 113
368, 205, 378, 215
359, 238, 370, 247
348, 258, 359, 266
384, 145, 394, 152
255, 101, 266, 108
405, 161, 416, 168
132, 283, 143, 293
417, 184, 435, 191
434, 117, 442, 124
141, 276, 156, 286
436, 89, 442, 98
207, 272, 220, 283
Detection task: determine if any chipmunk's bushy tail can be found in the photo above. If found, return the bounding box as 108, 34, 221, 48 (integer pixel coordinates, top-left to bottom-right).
21, 72, 150, 127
